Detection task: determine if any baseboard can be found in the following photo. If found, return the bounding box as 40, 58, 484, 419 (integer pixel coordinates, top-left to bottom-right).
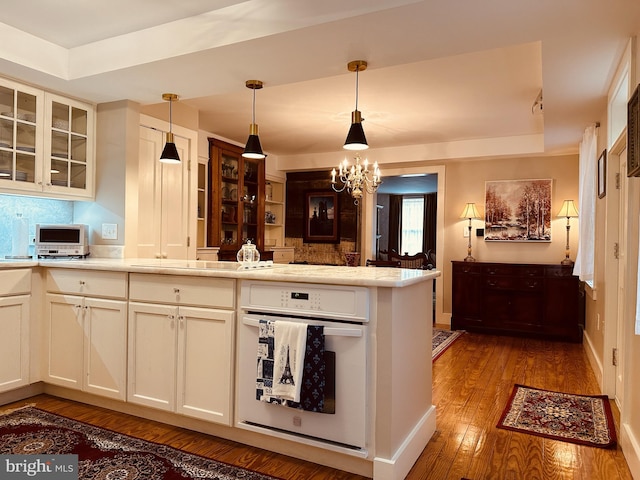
582, 330, 603, 390
373, 404, 436, 480
0, 383, 44, 407
621, 422, 640, 478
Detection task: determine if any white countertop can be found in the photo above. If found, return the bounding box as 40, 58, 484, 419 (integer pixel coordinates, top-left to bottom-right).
0, 257, 439, 287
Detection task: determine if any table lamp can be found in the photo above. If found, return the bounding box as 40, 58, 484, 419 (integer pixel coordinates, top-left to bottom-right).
460, 203, 481, 262
557, 200, 579, 266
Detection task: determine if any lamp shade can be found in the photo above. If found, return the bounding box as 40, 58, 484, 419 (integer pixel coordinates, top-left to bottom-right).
344, 110, 368, 150
557, 200, 579, 218
243, 132, 264, 159
460, 203, 481, 219
160, 133, 180, 164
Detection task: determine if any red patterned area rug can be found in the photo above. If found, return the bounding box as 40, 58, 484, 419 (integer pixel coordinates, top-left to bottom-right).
0, 406, 280, 479
497, 384, 617, 448
432, 328, 464, 361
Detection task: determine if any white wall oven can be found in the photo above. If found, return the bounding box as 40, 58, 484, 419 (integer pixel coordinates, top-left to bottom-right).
237, 280, 370, 456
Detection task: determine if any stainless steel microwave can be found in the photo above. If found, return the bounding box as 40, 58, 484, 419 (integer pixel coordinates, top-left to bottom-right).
36, 224, 90, 258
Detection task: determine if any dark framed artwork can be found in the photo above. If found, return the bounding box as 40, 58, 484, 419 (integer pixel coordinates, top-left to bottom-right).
304, 190, 339, 243
484, 178, 552, 242
628, 84, 640, 177
598, 149, 607, 199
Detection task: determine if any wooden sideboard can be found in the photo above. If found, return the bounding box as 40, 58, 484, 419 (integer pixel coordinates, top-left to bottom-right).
451, 261, 584, 342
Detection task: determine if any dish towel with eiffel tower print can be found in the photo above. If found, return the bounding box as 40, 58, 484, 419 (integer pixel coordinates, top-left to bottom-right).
272, 320, 307, 402
256, 320, 326, 412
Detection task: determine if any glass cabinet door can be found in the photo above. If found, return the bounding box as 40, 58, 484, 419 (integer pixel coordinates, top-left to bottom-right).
49, 100, 88, 190
0, 83, 41, 187
220, 151, 239, 248
242, 158, 260, 245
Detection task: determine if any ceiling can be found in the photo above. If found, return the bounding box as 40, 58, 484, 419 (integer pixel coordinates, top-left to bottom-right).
0, 0, 638, 163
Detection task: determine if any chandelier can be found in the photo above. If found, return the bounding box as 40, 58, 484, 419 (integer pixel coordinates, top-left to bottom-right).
331, 153, 381, 202
330, 60, 381, 202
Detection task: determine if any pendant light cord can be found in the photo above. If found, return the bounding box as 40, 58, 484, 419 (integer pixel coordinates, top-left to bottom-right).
354, 66, 359, 111
252, 87, 256, 124
169, 98, 173, 134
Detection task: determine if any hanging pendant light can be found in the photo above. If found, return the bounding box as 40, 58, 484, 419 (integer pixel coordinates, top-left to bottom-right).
159, 93, 180, 164
332, 60, 380, 203
344, 60, 369, 151
243, 80, 266, 159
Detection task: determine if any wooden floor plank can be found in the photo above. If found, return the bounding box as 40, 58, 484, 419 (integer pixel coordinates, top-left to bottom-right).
1, 330, 633, 479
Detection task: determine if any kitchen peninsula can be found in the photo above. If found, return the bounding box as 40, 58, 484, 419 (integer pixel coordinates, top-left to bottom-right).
0, 258, 439, 480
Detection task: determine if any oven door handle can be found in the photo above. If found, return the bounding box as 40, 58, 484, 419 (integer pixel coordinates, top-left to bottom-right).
242, 317, 362, 338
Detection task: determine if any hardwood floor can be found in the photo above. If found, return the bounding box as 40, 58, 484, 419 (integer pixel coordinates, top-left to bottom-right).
2, 330, 633, 479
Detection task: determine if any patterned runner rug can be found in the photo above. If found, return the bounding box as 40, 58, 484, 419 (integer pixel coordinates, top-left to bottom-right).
497, 384, 617, 448
0, 406, 280, 479
432, 328, 463, 361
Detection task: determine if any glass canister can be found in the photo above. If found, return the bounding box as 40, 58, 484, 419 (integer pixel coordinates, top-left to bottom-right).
236, 240, 260, 265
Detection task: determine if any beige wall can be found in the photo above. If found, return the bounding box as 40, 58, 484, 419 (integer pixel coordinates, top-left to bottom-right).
441, 154, 579, 314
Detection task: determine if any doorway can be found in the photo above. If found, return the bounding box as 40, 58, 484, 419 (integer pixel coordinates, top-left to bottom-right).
361, 165, 445, 324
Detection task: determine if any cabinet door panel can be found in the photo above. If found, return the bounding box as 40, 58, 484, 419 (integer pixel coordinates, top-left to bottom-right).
84, 297, 127, 400
137, 126, 163, 258
45, 293, 83, 388
127, 302, 177, 411
176, 306, 234, 424
137, 123, 190, 259
0, 295, 30, 392
161, 134, 190, 259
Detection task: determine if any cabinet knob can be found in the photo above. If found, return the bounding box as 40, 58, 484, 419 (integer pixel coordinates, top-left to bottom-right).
174, 288, 180, 294
79, 280, 85, 286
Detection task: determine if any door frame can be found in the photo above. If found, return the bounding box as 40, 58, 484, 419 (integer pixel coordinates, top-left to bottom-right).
361, 164, 445, 324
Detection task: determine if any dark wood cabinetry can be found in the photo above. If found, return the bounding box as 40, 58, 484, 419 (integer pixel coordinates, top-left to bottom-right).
452, 261, 584, 342
208, 138, 265, 261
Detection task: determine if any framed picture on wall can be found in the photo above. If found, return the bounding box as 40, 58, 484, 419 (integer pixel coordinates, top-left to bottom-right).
598, 149, 607, 198
304, 190, 339, 243
484, 178, 552, 242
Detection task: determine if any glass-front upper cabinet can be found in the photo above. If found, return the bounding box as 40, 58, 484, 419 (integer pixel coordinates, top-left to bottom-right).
44, 92, 95, 198
0, 75, 95, 200
0, 79, 44, 192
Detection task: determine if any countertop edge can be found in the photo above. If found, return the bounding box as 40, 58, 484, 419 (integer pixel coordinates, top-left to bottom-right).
0, 259, 440, 288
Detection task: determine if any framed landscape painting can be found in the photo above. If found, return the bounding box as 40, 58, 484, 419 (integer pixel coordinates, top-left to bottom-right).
484, 179, 552, 242
304, 190, 339, 243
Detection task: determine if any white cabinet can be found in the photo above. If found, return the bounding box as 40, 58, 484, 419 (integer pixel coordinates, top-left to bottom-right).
43, 92, 95, 198
128, 273, 235, 424
0, 269, 31, 393
269, 246, 295, 264
137, 118, 194, 259
0, 76, 95, 199
44, 269, 127, 400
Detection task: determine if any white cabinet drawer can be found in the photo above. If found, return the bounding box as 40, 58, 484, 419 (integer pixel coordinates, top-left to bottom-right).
129, 273, 235, 309
272, 250, 294, 264
47, 269, 128, 299
0, 269, 31, 296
